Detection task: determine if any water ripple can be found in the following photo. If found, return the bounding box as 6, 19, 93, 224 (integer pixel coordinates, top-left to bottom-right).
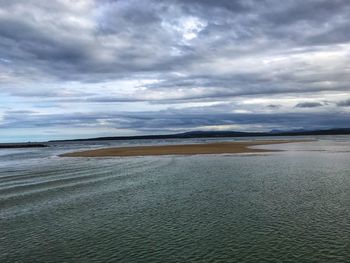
1, 138, 350, 262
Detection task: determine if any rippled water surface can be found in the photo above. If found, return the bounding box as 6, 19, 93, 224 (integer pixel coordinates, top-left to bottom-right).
1, 136, 350, 262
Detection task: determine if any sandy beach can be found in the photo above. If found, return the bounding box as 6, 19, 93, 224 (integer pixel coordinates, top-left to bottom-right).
59, 140, 301, 157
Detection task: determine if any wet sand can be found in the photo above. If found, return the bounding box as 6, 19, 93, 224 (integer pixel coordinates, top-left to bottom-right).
60, 140, 301, 157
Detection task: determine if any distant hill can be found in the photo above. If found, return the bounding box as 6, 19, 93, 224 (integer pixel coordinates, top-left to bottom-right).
49, 128, 350, 142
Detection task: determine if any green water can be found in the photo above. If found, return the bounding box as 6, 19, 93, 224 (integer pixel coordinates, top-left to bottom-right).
1, 138, 349, 262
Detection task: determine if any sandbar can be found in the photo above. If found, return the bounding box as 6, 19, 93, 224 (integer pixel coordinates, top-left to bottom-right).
60, 140, 302, 157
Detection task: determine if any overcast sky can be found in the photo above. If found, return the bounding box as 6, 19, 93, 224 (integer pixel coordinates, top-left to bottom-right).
1, 0, 350, 142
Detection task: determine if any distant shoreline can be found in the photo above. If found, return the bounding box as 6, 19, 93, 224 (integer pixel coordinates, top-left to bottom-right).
50, 128, 350, 143
0, 143, 48, 149
60, 140, 305, 157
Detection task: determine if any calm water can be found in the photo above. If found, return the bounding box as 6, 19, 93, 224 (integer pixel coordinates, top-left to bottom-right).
1, 136, 349, 262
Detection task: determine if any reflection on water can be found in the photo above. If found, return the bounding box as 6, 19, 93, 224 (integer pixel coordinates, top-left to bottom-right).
1, 136, 350, 262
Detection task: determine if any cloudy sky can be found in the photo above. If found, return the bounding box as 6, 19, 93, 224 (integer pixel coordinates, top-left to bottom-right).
1, 0, 350, 142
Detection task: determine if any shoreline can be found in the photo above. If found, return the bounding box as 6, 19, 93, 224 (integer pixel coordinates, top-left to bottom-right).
60, 140, 304, 158
0, 143, 48, 149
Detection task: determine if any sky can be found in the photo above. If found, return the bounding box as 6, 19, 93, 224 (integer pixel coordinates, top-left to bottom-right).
0, 0, 350, 142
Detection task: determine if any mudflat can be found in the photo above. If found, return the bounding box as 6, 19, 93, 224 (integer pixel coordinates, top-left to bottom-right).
60, 140, 301, 157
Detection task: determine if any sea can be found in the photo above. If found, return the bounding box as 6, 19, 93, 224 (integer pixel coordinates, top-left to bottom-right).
1, 136, 349, 262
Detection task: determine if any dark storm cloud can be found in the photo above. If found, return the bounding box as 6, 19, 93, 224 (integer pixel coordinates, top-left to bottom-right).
295, 102, 323, 108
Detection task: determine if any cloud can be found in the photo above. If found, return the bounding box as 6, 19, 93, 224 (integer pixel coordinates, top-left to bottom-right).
336, 99, 350, 107
295, 102, 324, 108
267, 104, 281, 109
2, 104, 349, 133
1, 0, 350, 83
1, 0, 350, 141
